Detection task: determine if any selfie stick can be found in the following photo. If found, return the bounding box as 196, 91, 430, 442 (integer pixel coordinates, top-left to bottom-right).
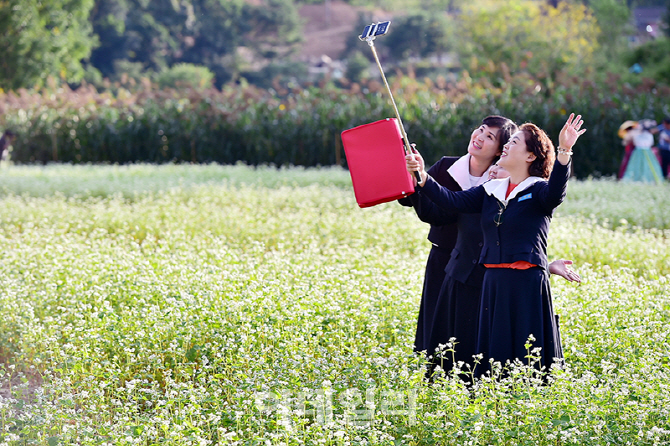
359, 22, 422, 183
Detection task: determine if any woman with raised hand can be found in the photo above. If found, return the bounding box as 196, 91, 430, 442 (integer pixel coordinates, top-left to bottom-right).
406, 113, 585, 377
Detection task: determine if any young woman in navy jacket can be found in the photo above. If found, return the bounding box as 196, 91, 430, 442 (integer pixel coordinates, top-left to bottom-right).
406, 113, 585, 377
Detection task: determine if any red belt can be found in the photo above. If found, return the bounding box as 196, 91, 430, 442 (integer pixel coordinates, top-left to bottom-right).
484, 261, 537, 269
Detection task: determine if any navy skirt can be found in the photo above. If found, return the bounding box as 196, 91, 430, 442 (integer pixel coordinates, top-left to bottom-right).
414, 246, 451, 353
475, 267, 563, 377
427, 276, 482, 372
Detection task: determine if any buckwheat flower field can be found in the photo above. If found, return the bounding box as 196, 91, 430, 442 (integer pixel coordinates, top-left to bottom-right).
0, 164, 669, 445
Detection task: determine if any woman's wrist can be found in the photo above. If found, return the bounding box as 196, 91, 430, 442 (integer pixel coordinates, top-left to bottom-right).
557, 145, 573, 156
417, 171, 427, 187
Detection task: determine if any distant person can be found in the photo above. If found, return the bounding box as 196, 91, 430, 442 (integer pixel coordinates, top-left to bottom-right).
653, 117, 670, 180
0, 130, 16, 162
622, 119, 664, 184
617, 121, 637, 180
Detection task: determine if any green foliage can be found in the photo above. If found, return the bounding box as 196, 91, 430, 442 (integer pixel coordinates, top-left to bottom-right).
88, 0, 303, 88
155, 63, 215, 90
344, 51, 370, 83
625, 37, 670, 84
2, 0, 664, 92
2, 0, 665, 91
451, 0, 601, 91
0, 81, 383, 167
112, 60, 150, 85
0, 165, 669, 443
0, 0, 97, 90
240, 61, 309, 89
590, 0, 634, 47
88, 0, 131, 78
588, 0, 635, 75
1, 73, 669, 178
348, 0, 466, 11
378, 12, 453, 60
244, 0, 303, 56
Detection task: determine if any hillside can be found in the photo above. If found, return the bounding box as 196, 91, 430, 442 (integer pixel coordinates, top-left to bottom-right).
296, 1, 393, 61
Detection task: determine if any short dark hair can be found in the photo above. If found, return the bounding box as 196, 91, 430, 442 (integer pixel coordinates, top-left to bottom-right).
481, 115, 518, 161
663, 117, 670, 125
3, 130, 15, 137
520, 123, 555, 179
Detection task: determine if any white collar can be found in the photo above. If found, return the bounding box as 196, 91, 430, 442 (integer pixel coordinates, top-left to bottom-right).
483, 176, 545, 205
447, 154, 495, 190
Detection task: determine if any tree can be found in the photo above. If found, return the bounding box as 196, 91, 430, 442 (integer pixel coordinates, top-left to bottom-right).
588, 0, 634, 72
243, 0, 302, 59
181, 0, 302, 84
0, 0, 96, 90
380, 13, 452, 60
345, 50, 370, 83
88, 0, 130, 79
89, 0, 190, 80
180, 0, 266, 84
451, 0, 601, 90
88, 0, 302, 87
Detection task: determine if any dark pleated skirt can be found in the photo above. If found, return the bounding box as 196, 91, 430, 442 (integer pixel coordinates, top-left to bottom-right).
475, 267, 563, 377
413, 246, 451, 353
427, 276, 482, 371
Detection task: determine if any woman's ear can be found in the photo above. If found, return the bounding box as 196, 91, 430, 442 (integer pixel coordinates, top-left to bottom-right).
526, 152, 537, 163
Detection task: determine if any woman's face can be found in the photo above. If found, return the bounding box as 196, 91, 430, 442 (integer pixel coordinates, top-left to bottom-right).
498, 130, 534, 171
467, 124, 501, 163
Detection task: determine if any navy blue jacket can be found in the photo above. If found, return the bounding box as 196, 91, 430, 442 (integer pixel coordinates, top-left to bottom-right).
418, 160, 570, 271
398, 156, 459, 250
400, 156, 486, 286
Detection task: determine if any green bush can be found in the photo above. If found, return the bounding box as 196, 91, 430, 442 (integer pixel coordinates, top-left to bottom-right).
1, 73, 669, 178
113, 59, 151, 85
345, 51, 371, 83
155, 63, 215, 90
240, 61, 308, 89
625, 37, 670, 85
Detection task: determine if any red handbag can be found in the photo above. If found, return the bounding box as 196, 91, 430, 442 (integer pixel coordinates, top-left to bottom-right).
341, 118, 415, 208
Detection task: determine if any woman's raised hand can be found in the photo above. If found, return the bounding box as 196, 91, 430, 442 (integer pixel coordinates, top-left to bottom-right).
558, 113, 586, 152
